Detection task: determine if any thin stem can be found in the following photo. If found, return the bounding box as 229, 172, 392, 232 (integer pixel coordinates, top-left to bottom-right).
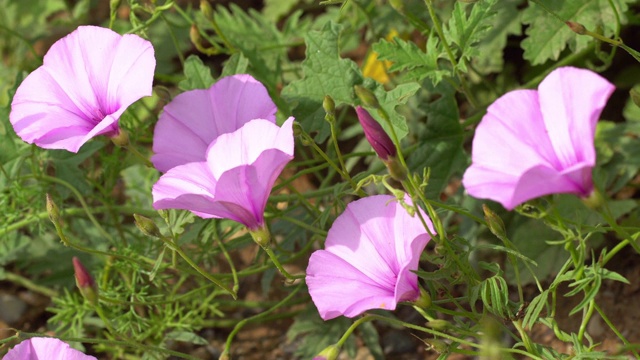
221, 283, 303, 358
4, 272, 58, 298
161, 236, 236, 298
261, 246, 305, 281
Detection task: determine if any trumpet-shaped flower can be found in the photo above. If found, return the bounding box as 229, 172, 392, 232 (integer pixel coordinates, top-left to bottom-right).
462, 67, 614, 210
306, 195, 434, 320
4, 338, 97, 360
152, 118, 294, 230
10, 26, 155, 152
151, 74, 277, 172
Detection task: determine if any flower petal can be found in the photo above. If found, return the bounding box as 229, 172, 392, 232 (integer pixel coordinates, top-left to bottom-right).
306, 195, 433, 320
306, 250, 398, 320
10, 26, 155, 152
152, 74, 277, 172
152, 161, 218, 217
538, 67, 615, 168
4, 338, 96, 360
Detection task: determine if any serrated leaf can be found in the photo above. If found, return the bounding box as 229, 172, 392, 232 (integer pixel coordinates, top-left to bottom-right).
220, 52, 250, 78
281, 22, 362, 142
178, 55, 215, 91
444, 0, 497, 72
372, 37, 450, 85
409, 83, 465, 199
473, 0, 521, 74
286, 307, 355, 359
521, 0, 634, 65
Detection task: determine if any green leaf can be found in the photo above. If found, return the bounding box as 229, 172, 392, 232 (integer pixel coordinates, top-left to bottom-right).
506, 218, 568, 285
372, 37, 450, 85
164, 330, 208, 345
220, 52, 250, 78
521, 0, 635, 65
444, 0, 497, 72
281, 22, 362, 142
472, 0, 522, 74
359, 322, 384, 360
286, 306, 355, 359
409, 83, 465, 199
523, 290, 549, 330
178, 55, 215, 91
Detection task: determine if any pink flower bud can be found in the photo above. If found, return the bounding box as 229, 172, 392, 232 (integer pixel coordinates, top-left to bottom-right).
73, 257, 98, 306
355, 106, 396, 161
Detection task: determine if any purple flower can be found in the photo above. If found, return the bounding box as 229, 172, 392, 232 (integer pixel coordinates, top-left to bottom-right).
462, 67, 614, 210
10, 26, 155, 153
152, 118, 294, 230
4, 338, 96, 360
151, 74, 277, 172
306, 195, 434, 320
355, 106, 396, 161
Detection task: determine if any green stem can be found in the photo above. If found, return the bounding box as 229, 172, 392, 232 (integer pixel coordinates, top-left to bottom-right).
221, 283, 303, 358
4, 271, 58, 298
423, 0, 478, 108
161, 237, 236, 298
261, 245, 305, 281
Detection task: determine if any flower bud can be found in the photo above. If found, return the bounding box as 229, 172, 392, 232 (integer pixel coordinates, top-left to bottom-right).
110, 0, 121, 12
630, 88, 640, 108
292, 121, 303, 137
566, 21, 587, 35
414, 286, 432, 309
356, 106, 396, 161
422, 338, 448, 353
482, 204, 506, 240
134, 214, 163, 238
323, 95, 336, 117
46, 193, 61, 226
426, 319, 451, 331
249, 225, 271, 248
200, 0, 213, 21
388, 0, 404, 14
384, 156, 408, 182
73, 257, 98, 306
354, 85, 380, 109
313, 344, 340, 360
190, 24, 201, 46
110, 128, 130, 147
581, 188, 604, 210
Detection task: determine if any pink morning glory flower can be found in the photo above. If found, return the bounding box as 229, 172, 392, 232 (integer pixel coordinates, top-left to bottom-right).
10, 26, 155, 153
151, 74, 277, 172
4, 337, 96, 360
152, 118, 294, 230
306, 195, 434, 320
462, 67, 615, 210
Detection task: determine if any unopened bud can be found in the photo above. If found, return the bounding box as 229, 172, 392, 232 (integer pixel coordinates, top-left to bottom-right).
354, 85, 380, 109
426, 319, 451, 331
313, 344, 340, 360
200, 0, 213, 21
292, 121, 303, 137
384, 156, 407, 182
190, 24, 201, 46
110, 129, 130, 147
110, 0, 121, 12
414, 287, 432, 309
422, 338, 448, 353
73, 257, 98, 306
566, 21, 587, 35
46, 193, 61, 226
134, 214, 163, 238
323, 95, 335, 117
581, 188, 604, 210
388, 0, 404, 14
249, 225, 271, 248
482, 204, 506, 240
356, 106, 396, 161
630, 88, 640, 108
